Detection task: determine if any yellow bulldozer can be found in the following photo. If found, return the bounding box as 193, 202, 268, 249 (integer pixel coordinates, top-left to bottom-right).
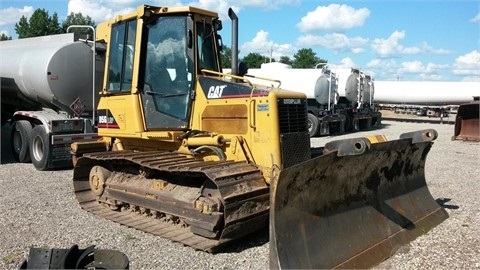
71, 5, 448, 268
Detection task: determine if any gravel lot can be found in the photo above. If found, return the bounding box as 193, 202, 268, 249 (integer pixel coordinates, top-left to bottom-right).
1, 120, 478, 269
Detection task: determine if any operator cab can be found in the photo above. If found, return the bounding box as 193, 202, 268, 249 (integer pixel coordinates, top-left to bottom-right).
104, 6, 222, 130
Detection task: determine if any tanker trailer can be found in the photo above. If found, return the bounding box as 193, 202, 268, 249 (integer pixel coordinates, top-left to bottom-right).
0, 33, 103, 170
308, 68, 346, 136
335, 67, 381, 132
246, 64, 346, 137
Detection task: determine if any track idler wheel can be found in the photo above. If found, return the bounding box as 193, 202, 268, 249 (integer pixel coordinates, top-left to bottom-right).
89, 166, 111, 196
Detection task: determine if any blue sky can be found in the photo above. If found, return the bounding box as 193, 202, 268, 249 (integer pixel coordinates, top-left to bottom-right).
0, 0, 479, 81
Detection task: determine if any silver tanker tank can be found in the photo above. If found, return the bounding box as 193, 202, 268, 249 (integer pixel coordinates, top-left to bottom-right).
0, 33, 98, 115
313, 69, 338, 105
361, 73, 374, 106
344, 68, 361, 106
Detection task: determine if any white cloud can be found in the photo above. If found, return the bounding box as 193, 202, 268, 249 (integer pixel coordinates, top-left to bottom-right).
470, 13, 480, 23
371, 30, 450, 58
66, 0, 299, 24
297, 4, 370, 32
453, 50, 480, 80
372, 31, 411, 57
186, 0, 299, 19
297, 33, 367, 54
366, 59, 400, 80
398, 60, 448, 74
418, 41, 450, 55
366, 58, 451, 81
366, 59, 397, 70
220, 0, 299, 9
337, 57, 356, 68
186, 0, 240, 19
68, 0, 113, 21
0, 6, 34, 26
67, 0, 141, 22
240, 30, 295, 59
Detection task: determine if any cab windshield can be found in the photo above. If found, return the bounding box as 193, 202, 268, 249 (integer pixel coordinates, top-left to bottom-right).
140, 14, 220, 129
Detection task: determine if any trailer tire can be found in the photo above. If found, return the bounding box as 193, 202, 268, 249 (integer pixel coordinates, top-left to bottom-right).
11, 120, 33, 163
307, 113, 319, 137
30, 125, 50, 171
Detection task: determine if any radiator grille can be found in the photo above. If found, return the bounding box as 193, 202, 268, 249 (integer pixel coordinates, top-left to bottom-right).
278, 99, 308, 133
277, 99, 310, 168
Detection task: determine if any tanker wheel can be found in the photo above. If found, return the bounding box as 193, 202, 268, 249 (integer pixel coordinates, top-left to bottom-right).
30, 125, 50, 171
11, 120, 33, 163
307, 113, 319, 137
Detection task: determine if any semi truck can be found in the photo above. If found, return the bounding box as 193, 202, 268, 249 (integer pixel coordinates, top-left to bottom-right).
0, 33, 103, 170
2, 5, 447, 269
246, 64, 382, 137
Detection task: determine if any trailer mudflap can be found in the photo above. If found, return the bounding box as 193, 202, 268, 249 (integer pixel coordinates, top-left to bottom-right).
270, 129, 448, 269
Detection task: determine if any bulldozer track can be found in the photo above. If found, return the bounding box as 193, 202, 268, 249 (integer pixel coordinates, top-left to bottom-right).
73, 150, 270, 252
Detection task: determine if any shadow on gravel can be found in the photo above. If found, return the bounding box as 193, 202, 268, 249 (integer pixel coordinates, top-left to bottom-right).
436, 198, 460, 210
216, 227, 269, 254
379, 122, 391, 129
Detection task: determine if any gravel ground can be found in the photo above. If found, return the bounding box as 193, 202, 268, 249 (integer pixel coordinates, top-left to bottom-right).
0, 120, 479, 269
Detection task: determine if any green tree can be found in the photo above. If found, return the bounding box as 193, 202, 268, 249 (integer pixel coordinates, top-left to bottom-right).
62, 12, 96, 36
292, 48, 327, 69
220, 45, 232, 69
15, 8, 61, 38
279, 56, 293, 66
241, 52, 266, 68
0, 33, 12, 41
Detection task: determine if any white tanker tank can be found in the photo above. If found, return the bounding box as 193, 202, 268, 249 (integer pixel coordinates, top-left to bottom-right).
0, 33, 103, 171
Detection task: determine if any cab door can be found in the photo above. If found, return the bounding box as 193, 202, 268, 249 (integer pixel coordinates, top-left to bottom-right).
140, 16, 193, 130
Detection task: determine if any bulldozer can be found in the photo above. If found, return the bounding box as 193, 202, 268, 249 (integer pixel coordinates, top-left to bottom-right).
71, 5, 448, 268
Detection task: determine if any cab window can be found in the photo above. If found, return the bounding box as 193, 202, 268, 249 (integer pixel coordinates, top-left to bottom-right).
107, 20, 137, 92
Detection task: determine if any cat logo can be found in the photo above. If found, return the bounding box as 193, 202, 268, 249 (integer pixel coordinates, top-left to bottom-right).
207, 85, 227, 98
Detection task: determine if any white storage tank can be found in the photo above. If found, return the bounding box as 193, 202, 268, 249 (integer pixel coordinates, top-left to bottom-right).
374, 81, 480, 105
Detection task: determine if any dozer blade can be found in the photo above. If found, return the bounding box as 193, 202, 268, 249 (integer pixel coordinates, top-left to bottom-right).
452, 101, 480, 142
270, 129, 448, 269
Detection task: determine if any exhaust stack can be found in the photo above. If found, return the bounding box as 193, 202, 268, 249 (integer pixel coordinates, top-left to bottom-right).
228, 8, 238, 76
